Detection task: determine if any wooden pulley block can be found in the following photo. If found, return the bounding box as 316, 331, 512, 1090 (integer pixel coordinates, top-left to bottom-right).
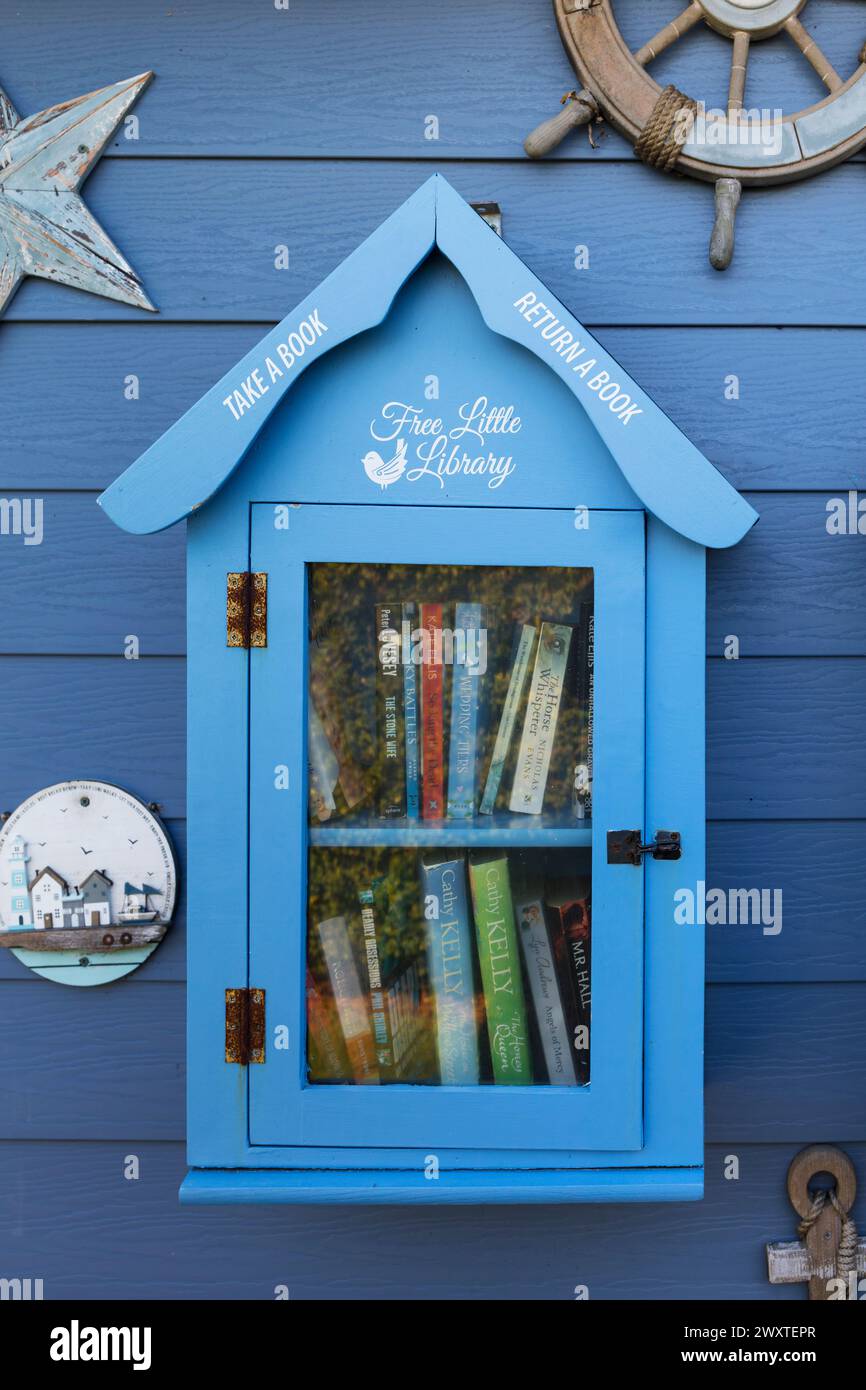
767, 1145, 865, 1300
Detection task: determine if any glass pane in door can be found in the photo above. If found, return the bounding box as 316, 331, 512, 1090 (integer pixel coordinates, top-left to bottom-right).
305, 562, 594, 1089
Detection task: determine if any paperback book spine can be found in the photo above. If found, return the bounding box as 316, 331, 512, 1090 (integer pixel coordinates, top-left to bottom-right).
479, 623, 536, 815
402, 601, 420, 819
308, 688, 368, 817
308, 697, 338, 823
509, 621, 573, 816
309, 627, 368, 813
545, 888, 591, 1085
514, 884, 576, 1085
385, 958, 423, 1078
469, 855, 532, 1084
316, 915, 380, 1084
420, 602, 445, 819
421, 856, 480, 1085
359, 881, 397, 1076
306, 968, 350, 1082
375, 603, 405, 818
572, 601, 594, 821
447, 601, 484, 818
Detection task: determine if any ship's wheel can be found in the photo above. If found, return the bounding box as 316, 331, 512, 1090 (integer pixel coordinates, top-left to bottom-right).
525, 1, 866, 267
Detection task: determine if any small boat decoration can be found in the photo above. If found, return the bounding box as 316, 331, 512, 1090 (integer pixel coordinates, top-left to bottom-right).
119, 882, 163, 925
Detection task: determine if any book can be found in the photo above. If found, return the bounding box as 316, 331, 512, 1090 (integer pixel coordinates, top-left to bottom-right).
306, 967, 350, 1082
308, 619, 368, 819
359, 877, 424, 1080
375, 603, 405, 818
572, 601, 594, 821
420, 602, 445, 819
402, 601, 420, 819
446, 601, 484, 818
513, 878, 576, 1085
421, 855, 481, 1085
544, 879, 591, 1085
316, 915, 380, 1084
385, 957, 424, 1080
468, 855, 532, 1084
509, 621, 573, 816
479, 623, 536, 815
308, 697, 339, 823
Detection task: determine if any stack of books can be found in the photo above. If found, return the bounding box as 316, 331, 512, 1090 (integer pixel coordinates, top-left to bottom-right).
309, 852, 591, 1088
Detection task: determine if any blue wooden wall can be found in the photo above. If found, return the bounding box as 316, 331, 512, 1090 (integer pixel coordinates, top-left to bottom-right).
2, 0, 865, 1299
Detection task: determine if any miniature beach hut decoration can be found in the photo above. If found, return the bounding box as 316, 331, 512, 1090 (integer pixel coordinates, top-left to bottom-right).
98, 177, 758, 1205
0, 781, 176, 987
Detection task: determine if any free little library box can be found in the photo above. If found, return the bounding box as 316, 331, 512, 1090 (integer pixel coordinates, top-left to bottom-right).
99, 176, 757, 1204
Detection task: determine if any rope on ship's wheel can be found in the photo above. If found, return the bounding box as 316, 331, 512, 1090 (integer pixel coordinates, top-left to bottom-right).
634, 84, 698, 173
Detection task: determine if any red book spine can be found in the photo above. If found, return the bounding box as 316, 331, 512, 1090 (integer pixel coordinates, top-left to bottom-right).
420, 603, 444, 819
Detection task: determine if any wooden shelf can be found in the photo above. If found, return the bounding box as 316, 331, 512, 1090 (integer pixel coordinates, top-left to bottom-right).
308, 813, 592, 848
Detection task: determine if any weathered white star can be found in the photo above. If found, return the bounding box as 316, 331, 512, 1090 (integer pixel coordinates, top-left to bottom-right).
0, 71, 156, 315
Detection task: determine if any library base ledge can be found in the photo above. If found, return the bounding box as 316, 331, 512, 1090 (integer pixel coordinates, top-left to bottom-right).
180, 1167, 704, 1204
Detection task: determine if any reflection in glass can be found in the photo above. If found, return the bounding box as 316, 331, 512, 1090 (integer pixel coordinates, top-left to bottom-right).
305, 563, 594, 1088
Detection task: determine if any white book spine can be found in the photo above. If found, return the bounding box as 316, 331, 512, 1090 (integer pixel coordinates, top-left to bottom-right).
509, 622, 572, 815
317, 916, 370, 1045
479, 624, 536, 815
515, 892, 576, 1086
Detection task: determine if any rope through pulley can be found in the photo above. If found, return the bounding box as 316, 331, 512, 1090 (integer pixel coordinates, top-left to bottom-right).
798, 1186, 860, 1285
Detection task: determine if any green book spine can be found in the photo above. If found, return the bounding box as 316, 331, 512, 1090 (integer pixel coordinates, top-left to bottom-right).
469, 855, 532, 1084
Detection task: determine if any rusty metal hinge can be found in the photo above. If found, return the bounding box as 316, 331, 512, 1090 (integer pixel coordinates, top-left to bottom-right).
607, 830, 682, 865
225, 988, 266, 1064
226, 572, 267, 649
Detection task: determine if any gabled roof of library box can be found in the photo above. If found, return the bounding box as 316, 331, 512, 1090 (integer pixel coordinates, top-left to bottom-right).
98, 175, 756, 548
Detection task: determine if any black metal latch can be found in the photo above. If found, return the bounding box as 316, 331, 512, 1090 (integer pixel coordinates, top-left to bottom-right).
607, 830, 682, 866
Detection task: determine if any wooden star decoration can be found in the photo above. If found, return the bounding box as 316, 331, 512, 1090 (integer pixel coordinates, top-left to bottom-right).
0, 71, 156, 316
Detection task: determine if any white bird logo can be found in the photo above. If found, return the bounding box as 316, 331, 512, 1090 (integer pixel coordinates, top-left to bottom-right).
362, 437, 407, 490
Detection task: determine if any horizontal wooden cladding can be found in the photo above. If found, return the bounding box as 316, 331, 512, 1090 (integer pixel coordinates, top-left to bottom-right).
0, 654, 864, 821
706, 822, 866, 984
0, 657, 186, 818
5, 159, 866, 325
1, 980, 862, 1142
706, 984, 866, 1142
0, 495, 185, 655
3, 325, 866, 493
2, 491, 864, 657
708, 657, 866, 818
0, 1140, 860, 1300
707, 494, 866, 656
5, 0, 864, 159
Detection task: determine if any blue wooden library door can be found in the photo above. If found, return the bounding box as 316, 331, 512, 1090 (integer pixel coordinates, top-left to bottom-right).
249, 503, 645, 1153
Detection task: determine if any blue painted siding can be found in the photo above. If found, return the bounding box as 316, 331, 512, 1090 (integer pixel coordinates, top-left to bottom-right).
1, 0, 865, 1297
